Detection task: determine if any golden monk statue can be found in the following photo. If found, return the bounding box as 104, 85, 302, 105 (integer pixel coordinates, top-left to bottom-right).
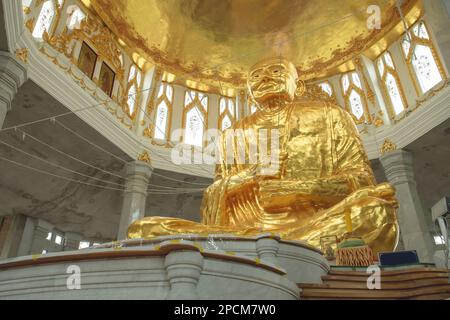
128, 58, 399, 255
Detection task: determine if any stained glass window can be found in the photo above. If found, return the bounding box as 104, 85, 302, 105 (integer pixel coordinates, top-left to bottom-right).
218, 97, 237, 131
126, 65, 142, 117
153, 82, 174, 141
184, 90, 208, 147
376, 51, 407, 116
341, 71, 370, 123
401, 21, 445, 95
32, 1, 55, 39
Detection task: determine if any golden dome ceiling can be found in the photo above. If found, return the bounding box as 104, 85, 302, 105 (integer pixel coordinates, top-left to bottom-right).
88, 0, 422, 88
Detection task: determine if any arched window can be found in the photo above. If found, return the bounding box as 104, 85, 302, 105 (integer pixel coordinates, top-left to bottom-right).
218, 97, 237, 131
341, 71, 370, 123
66, 5, 86, 30
32, 0, 56, 39
154, 82, 174, 141
402, 21, 446, 95
126, 65, 142, 118
377, 51, 407, 116
183, 90, 208, 147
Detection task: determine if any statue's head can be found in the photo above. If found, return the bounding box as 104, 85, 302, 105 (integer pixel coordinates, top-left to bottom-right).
247, 57, 299, 106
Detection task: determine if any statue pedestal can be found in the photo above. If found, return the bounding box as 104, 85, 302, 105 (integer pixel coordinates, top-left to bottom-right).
115, 234, 330, 284
0, 234, 329, 300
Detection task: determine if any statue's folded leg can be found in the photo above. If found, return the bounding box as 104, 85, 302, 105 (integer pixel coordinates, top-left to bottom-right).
285, 184, 399, 255
127, 217, 207, 239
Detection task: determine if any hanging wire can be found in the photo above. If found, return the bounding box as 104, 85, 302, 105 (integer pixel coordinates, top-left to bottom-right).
0, 138, 127, 188
0, 154, 127, 192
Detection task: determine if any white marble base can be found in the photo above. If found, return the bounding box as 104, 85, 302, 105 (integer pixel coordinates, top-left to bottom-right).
0, 239, 300, 300
103, 233, 330, 284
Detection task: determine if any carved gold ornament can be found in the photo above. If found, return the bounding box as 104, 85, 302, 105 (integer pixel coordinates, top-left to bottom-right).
137, 151, 152, 165
380, 139, 398, 155
15, 48, 29, 64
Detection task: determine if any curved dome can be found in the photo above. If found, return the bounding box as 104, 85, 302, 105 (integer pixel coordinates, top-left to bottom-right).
90, 0, 421, 86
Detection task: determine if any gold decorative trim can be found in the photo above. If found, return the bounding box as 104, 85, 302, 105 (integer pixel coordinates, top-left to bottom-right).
15, 48, 29, 64
353, 57, 376, 105
380, 139, 397, 156
39, 45, 133, 130
137, 151, 152, 165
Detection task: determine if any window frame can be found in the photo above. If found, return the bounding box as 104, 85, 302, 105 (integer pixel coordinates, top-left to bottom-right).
182, 89, 209, 148
218, 96, 237, 131
401, 20, 447, 96
152, 82, 174, 142
124, 65, 142, 119
340, 71, 372, 124
376, 50, 408, 119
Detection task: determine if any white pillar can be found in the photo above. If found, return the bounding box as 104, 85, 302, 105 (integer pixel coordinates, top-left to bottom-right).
0, 215, 26, 259
380, 150, 435, 262
164, 250, 204, 300
0, 216, 53, 259
117, 161, 152, 240
0, 51, 27, 128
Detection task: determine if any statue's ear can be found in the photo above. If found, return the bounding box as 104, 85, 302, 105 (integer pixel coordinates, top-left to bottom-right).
295, 79, 306, 97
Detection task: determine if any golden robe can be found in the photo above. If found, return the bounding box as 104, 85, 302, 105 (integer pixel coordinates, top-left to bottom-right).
128, 100, 399, 255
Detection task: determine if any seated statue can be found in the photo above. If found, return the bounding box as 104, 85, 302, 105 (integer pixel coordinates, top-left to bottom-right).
128, 58, 399, 255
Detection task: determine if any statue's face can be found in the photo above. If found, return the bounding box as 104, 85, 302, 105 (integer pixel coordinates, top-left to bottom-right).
248, 59, 298, 106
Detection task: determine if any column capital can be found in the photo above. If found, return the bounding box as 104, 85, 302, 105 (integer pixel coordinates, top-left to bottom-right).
0, 51, 27, 128
124, 160, 153, 179
0, 51, 27, 110
380, 149, 415, 186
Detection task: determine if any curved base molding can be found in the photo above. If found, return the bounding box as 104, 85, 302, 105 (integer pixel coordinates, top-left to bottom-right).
0, 238, 310, 300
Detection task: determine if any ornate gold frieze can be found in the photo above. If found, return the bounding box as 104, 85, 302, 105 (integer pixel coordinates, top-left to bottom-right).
44, 17, 124, 81
380, 139, 397, 155
38, 44, 133, 130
